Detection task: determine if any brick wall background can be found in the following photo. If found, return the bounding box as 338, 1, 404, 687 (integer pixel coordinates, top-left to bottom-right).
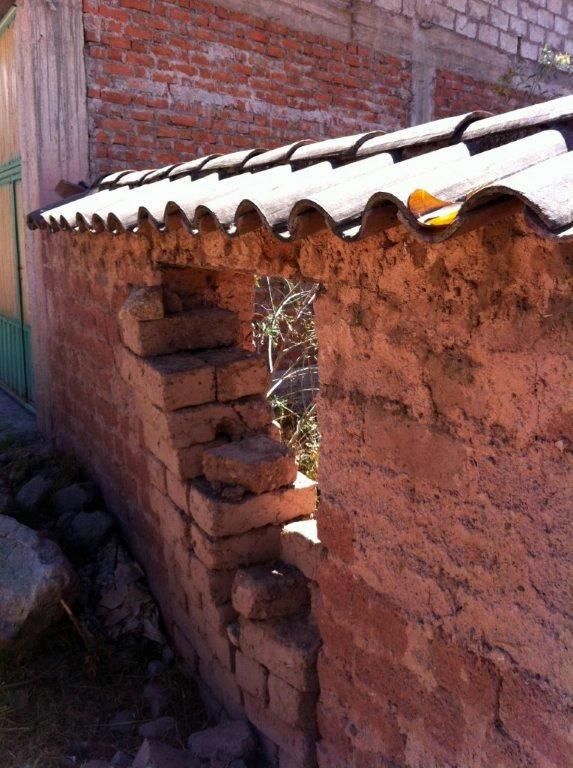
83, 0, 410, 175
82, 0, 570, 179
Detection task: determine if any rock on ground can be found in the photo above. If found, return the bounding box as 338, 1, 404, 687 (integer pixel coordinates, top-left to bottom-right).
15, 474, 53, 513
51, 481, 99, 517
187, 721, 255, 763
0, 514, 76, 651
133, 739, 201, 768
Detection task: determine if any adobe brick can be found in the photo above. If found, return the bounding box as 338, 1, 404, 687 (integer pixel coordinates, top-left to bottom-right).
239, 616, 320, 692
146, 435, 226, 480
144, 401, 242, 449
243, 693, 316, 768
268, 673, 317, 730
232, 395, 274, 432
165, 468, 188, 511
120, 307, 239, 356
171, 622, 199, 672
196, 346, 270, 401
145, 452, 167, 494
149, 485, 190, 546
235, 649, 268, 700
232, 562, 309, 620
135, 350, 216, 411
189, 553, 235, 605
280, 518, 322, 581
187, 473, 317, 537
190, 520, 281, 570
199, 655, 244, 720
203, 435, 297, 494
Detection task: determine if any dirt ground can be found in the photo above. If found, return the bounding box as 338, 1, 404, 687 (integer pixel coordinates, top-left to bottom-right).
0, 391, 208, 767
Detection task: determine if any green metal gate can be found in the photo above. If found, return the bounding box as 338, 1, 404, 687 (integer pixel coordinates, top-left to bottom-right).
0, 8, 34, 403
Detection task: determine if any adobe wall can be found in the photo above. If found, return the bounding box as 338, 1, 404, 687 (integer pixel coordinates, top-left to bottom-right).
37, 212, 571, 767
82, 0, 570, 178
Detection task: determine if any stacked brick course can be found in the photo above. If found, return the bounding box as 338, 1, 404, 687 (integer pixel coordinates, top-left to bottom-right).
117, 282, 323, 765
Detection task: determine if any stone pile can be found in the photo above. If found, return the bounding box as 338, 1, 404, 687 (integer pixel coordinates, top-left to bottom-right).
119, 287, 324, 767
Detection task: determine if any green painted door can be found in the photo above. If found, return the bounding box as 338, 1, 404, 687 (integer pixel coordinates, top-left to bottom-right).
0, 8, 34, 403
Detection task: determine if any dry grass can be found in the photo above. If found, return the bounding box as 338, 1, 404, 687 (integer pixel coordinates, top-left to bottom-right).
0, 618, 206, 767
0, 439, 207, 767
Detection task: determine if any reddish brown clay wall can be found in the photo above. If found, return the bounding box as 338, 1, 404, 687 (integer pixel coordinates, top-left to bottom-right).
310, 218, 572, 768
37, 213, 571, 768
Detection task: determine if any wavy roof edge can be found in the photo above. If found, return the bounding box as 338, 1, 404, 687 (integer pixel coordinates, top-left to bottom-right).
27, 95, 573, 244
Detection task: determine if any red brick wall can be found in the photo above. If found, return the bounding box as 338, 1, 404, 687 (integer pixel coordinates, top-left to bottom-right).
82, 0, 411, 177
434, 68, 536, 118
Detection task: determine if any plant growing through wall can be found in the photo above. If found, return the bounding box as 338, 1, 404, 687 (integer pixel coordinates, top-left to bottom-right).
253, 277, 320, 479
495, 43, 572, 103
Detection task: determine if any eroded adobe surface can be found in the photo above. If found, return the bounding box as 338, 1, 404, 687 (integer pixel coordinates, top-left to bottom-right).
39, 212, 572, 767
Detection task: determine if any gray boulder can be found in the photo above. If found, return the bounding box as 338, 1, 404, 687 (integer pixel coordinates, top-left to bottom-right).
0, 515, 76, 651
16, 475, 52, 513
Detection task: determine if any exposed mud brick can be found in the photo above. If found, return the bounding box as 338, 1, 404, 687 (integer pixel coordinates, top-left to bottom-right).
188, 554, 235, 606
280, 519, 322, 581
144, 401, 242, 449
235, 649, 268, 700
268, 674, 318, 729
120, 307, 239, 357
146, 452, 167, 494
171, 622, 198, 672
314, 496, 355, 566
233, 396, 275, 431
239, 616, 321, 692
244, 693, 317, 768
147, 436, 226, 480
165, 469, 188, 511
198, 347, 270, 402
191, 594, 237, 635
187, 473, 317, 537
232, 562, 309, 620
190, 521, 281, 571
203, 435, 297, 494
149, 486, 190, 547
198, 654, 244, 720
119, 286, 164, 322
120, 348, 215, 411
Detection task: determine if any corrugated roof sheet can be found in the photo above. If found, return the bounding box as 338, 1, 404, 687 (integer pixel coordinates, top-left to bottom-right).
27, 95, 573, 243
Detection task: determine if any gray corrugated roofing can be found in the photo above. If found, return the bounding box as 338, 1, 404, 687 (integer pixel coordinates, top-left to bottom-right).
27, 95, 573, 243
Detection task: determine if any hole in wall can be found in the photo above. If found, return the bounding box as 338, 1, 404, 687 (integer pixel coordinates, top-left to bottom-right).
253, 276, 321, 481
